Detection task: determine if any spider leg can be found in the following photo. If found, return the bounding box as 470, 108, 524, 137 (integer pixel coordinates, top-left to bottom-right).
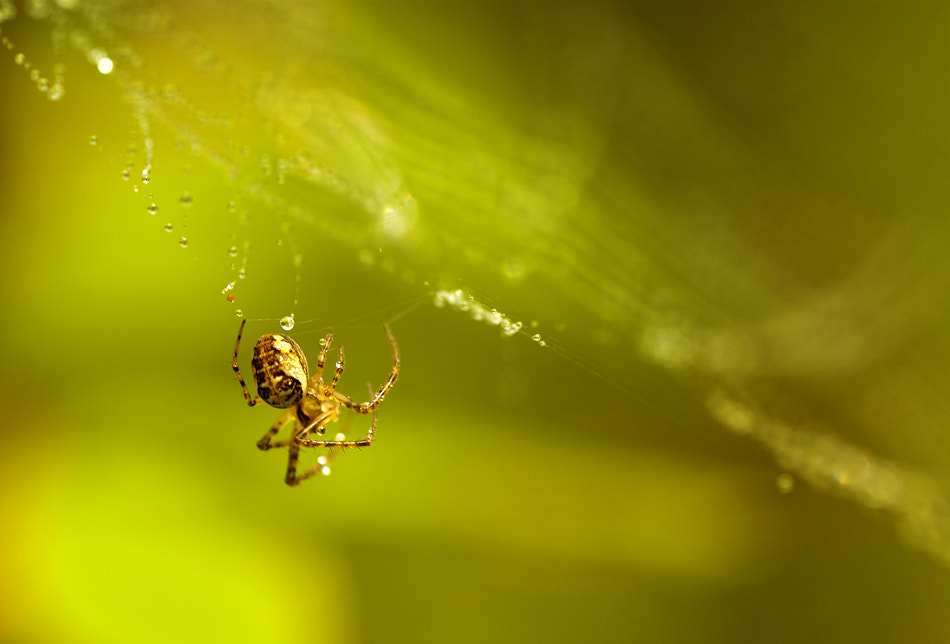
256, 408, 297, 451
314, 329, 333, 381
324, 346, 345, 396
284, 441, 305, 486
232, 319, 262, 407
292, 408, 338, 445
297, 384, 378, 448
285, 407, 346, 486
286, 443, 334, 486
331, 325, 399, 414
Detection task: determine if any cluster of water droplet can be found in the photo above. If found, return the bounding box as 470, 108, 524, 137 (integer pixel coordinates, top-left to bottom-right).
433, 289, 525, 339
3, 29, 66, 101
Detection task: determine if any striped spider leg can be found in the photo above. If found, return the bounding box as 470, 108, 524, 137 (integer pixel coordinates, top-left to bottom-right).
231, 319, 399, 486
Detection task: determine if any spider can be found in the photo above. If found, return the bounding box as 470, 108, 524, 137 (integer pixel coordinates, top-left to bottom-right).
232, 319, 399, 486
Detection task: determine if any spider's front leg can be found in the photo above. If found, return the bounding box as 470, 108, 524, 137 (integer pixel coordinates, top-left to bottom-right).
296, 385, 378, 449
331, 325, 399, 414
292, 408, 338, 447
256, 408, 297, 451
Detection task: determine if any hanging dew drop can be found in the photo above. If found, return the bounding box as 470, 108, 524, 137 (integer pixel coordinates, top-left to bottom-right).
164, 223, 173, 232
179, 237, 189, 248
179, 192, 193, 207
236, 309, 244, 318
280, 315, 295, 331
121, 169, 130, 180
227, 245, 238, 257
89, 135, 98, 146
146, 203, 158, 215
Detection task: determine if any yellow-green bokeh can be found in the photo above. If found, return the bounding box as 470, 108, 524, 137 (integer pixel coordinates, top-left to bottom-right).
3, 3, 950, 643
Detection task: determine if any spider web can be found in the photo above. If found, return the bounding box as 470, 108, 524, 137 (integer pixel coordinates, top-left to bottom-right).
4, 0, 950, 578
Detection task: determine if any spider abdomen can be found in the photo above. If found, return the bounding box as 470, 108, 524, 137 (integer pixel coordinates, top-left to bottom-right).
251, 334, 309, 408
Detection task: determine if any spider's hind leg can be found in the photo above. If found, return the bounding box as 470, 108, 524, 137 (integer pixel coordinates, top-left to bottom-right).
256, 408, 296, 451
285, 443, 335, 486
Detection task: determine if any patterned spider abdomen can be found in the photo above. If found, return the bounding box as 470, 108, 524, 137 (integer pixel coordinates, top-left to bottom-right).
251, 334, 310, 408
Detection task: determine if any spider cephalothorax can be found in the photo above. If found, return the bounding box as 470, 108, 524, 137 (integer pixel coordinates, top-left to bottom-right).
232, 320, 399, 486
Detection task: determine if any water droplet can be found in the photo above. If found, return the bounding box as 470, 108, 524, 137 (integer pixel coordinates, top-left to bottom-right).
227, 200, 237, 212
293, 253, 303, 268
236, 309, 244, 318
164, 223, 173, 232
280, 315, 295, 331
532, 334, 542, 342
179, 192, 193, 207
89, 135, 98, 146
146, 203, 158, 215
320, 465, 332, 476
502, 256, 526, 282
46, 84, 64, 101
179, 237, 189, 248
14, 52, 25, 65
227, 294, 235, 303
121, 169, 130, 180
237, 268, 246, 279
334, 433, 346, 441
227, 245, 238, 257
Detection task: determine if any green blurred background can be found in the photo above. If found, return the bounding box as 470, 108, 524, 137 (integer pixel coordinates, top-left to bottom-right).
3, 2, 950, 642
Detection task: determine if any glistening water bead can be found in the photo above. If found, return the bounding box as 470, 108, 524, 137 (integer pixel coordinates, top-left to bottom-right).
147, 203, 158, 215
280, 315, 295, 331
